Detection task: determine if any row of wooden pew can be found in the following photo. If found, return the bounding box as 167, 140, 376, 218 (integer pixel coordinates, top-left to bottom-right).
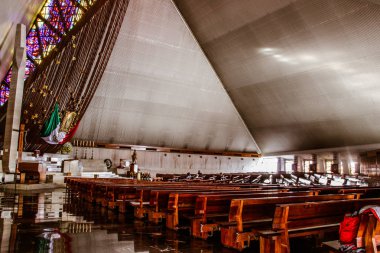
157, 172, 369, 187
65, 177, 380, 252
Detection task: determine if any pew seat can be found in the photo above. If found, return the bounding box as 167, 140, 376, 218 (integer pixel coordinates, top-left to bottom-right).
255, 198, 380, 253
220, 194, 360, 251
190, 191, 315, 239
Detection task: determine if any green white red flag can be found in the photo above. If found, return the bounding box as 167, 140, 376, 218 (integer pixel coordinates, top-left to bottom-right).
40, 103, 66, 144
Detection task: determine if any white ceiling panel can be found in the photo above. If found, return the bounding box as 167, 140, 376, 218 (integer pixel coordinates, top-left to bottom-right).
175, 0, 380, 153
75, 0, 259, 152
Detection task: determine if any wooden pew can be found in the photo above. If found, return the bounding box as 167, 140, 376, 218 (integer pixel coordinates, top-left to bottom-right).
256, 198, 380, 253
107, 185, 141, 211
165, 189, 291, 230
132, 187, 244, 218
67, 178, 135, 203
109, 184, 242, 213
127, 188, 152, 217
148, 187, 288, 224
190, 191, 315, 239
147, 187, 243, 223
103, 184, 194, 211
339, 187, 380, 198
66, 177, 252, 211
220, 194, 360, 251
127, 186, 243, 217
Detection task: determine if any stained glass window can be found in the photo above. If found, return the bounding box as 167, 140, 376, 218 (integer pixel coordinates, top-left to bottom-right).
0, 0, 96, 106
0, 84, 10, 106
0, 69, 12, 105
25, 59, 37, 78
4, 69, 12, 85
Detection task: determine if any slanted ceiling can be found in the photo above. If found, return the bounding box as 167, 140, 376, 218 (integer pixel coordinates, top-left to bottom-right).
0, 0, 44, 81
74, 0, 259, 152
4, 0, 380, 155
174, 0, 380, 154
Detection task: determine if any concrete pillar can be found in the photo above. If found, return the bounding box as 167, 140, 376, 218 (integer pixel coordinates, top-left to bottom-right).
347, 155, 360, 175
342, 159, 350, 175
2, 24, 26, 173
317, 158, 324, 173
355, 156, 361, 175
331, 152, 340, 174
310, 154, 317, 172
292, 156, 299, 172
277, 157, 285, 173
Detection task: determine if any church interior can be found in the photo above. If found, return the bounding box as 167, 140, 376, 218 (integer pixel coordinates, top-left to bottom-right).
1, 0, 380, 252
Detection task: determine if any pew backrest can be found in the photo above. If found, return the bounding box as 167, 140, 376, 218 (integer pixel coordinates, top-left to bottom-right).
194, 191, 314, 217
229, 194, 360, 232
272, 198, 380, 231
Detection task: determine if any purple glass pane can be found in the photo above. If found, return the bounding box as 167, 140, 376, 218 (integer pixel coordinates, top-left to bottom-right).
0, 84, 10, 106
4, 69, 12, 84
26, 25, 40, 61
25, 59, 36, 79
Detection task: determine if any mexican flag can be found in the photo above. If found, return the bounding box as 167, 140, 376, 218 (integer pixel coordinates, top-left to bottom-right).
41, 103, 66, 144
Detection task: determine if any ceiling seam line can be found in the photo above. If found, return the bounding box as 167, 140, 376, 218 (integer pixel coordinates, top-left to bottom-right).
169, 0, 262, 155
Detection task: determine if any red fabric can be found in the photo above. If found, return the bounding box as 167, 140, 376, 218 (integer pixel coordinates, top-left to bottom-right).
339, 215, 360, 244
59, 121, 80, 144
360, 205, 380, 221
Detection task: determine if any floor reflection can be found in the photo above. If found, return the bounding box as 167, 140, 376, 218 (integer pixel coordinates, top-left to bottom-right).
0, 187, 242, 253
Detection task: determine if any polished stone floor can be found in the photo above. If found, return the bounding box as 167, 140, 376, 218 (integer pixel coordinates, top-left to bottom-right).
0, 187, 332, 252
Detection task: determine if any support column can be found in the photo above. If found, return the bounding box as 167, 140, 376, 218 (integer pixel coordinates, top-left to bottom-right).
355, 156, 361, 175
310, 154, 317, 172
317, 158, 324, 173
331, 152, 340, 174
277, 157, 285, 173
2, 24, 26, 173
292, 156, 299, 172
342, 159, 350, 175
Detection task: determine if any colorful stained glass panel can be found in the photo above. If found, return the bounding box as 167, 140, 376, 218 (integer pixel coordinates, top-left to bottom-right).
0, 83, 10, 106
1, 0, 95, 106
25, 59, 36, 79
4, 69, 12, 85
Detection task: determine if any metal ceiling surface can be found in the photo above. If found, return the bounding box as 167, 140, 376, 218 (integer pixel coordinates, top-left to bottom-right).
0, 0, 43, 81
74, 0, 259, 152
174, 0, 380, 154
